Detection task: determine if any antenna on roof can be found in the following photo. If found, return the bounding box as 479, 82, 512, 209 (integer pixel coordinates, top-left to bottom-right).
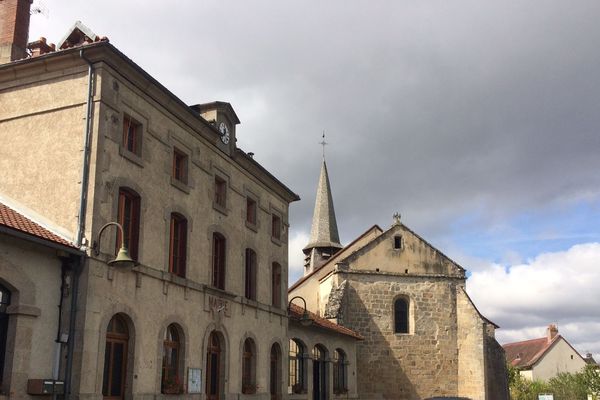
31, 1, 49, 17
319, 131, 328, 159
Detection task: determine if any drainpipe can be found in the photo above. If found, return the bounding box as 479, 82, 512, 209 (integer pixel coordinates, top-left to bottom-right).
75, 48, 95, 248
65, 49, 95, 400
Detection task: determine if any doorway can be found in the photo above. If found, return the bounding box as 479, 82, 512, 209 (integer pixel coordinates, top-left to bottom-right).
312, 345, 327, 400
270, 343, 281, 400
206, 331, 222, 400
102, 314, 129, 400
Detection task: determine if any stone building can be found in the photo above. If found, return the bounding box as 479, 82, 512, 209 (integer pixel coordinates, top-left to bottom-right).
289, 159, 509, 400
0, 1, 336, 398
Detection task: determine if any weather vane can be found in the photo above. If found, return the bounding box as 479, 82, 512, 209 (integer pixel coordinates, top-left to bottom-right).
319, 131, 328, 159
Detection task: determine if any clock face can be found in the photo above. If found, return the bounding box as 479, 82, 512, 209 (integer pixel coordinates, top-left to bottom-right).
218, 122, 230, 144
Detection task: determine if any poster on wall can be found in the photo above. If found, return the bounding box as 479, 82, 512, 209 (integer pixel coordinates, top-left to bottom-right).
187, 368, 202, 394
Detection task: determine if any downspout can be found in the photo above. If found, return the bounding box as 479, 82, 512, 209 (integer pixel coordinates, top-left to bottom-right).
65, 49, 95, 400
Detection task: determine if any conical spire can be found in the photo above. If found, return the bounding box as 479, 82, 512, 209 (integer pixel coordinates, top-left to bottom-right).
304, 159, 342, 251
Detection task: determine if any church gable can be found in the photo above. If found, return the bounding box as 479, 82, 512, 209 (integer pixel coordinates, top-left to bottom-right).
341, 223, 465, 277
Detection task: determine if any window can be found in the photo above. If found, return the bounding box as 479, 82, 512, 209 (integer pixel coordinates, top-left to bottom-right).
169, 213, 187, 278
212, 233, 226, 289
394, 297, 409, 333
214, 176, 227, 208
271, 214, 281, 240
394, 235, 402, 250
242, 339, 256, 394
288, 339, 305, 394
102, 314, 129, 399
0, 285, 10, 390
244, 249, 257, 300
117, 188, 140, 261
246, 197, 257, 225
333, 349, 348, 394
270, 343, 281, 399
172, 148, 188, 184
271, 263, 282, 308
161, 324, 182, 394
122, 114, 141, 155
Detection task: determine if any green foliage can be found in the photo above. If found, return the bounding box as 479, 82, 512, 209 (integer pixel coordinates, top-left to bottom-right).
508, 363, 600, 400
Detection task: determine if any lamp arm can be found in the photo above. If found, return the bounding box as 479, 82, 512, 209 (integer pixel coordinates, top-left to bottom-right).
94, 222, 126, 255
288, 295, 308, 311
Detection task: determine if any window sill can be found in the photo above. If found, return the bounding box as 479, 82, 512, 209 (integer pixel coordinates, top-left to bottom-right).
271, 236, 282, 246
119, 145, 144, 167
212, 201, 228, 216
170, 176, 190, 194
245, 220, 258, 232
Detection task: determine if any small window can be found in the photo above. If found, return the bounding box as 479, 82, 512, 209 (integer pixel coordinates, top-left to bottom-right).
333, 349, 348, 395
117, 188, 140, 261
161, 325, 182, 394
289, 339, 305, 394
122, 114, 141, 155
271, 262, 282, 308
244, 249, 257, 300
172, 148, 188, 184
215, 176, 227, 208
212, 233, 226, 289
271, 214, 281, 240
242, 339, 256, 394
394, 297, 409, 334
394, 235, 402, 250
169, 213, 187, 278
246, 197, 257, 225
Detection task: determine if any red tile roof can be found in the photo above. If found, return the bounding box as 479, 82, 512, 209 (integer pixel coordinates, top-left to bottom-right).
289, 303, 363, 340
0, 202, 75, 248
503, 336, 559, 368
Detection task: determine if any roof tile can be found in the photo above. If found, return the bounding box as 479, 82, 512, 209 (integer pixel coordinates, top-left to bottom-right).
289, 303, 363, 340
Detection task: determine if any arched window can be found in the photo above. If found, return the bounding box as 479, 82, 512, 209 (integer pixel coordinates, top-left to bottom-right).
394, 297, 409, 333
271, 263, 282, 308
270, 343, 281, 400
244, 249, 257, 300
0, 285, 10, 390
102, 314, 129, 399
312, 345, 328, 400
212, 233, 226, 289
169, 213, 187, 278
241, 338, 256, 393
288, 339, 305, 394
117, 188, 140, 261
161, 324, 182, 394
333, 349, 348, 394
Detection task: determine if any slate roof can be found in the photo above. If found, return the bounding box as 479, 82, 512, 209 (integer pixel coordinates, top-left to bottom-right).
0, 202, 75, 249
289, 303, 363, 340
503, 336, 561, 368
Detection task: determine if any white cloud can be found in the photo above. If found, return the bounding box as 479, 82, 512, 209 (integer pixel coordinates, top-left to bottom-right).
288, 230, 310, 284
466, 242, 600, 360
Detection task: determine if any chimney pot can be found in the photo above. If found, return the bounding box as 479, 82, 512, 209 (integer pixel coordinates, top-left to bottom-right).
547, 323, 558, 342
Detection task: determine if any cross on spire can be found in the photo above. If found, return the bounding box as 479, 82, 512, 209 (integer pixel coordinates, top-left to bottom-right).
319, 131, 328, 159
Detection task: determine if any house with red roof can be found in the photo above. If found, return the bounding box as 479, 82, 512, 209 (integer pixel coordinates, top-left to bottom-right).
503, 324, 587, 381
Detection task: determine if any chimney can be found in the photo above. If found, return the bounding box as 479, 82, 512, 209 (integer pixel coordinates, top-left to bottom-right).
547, 324, 558, 342
0, 0, 32, 64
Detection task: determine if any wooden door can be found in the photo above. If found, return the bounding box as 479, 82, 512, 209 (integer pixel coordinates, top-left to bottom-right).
102, 315, 129, 400
206, 332, 221, 400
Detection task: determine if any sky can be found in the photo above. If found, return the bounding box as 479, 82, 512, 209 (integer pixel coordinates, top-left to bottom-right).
28, 0, 600, 359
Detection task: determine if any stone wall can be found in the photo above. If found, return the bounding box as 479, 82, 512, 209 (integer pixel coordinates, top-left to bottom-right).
343, 272, 460, 400
484, 333, 509, 400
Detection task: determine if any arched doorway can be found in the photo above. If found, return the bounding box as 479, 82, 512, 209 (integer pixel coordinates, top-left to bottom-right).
270, 343, 281, 400
0, 285, 11, 389
102, 314, 129, 399
313, 345, 328, 400
206, 331, 222, 400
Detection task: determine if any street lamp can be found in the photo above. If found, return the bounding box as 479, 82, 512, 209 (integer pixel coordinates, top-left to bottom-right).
288, 296, 313, 327
93, 222, 135, 267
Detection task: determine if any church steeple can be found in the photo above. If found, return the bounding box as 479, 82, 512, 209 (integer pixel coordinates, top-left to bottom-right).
303, 154, 343, 275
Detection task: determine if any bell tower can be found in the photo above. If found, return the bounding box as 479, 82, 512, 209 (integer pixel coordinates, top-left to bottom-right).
303, 135, 343, 275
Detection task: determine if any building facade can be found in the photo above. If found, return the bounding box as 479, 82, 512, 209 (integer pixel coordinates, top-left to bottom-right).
289, 160, 509, 400
0, 3, 310, 399
503, 324, 588, 381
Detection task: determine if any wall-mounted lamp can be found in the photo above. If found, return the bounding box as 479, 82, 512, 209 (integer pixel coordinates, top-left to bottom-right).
288, 296, 313, 327
93, 222, 135, 268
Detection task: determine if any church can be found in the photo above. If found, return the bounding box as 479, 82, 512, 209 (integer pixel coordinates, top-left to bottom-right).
289, 158, 509, 400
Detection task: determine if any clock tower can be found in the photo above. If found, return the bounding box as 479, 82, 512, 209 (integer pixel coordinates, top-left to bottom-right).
191, 101, 240, 156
